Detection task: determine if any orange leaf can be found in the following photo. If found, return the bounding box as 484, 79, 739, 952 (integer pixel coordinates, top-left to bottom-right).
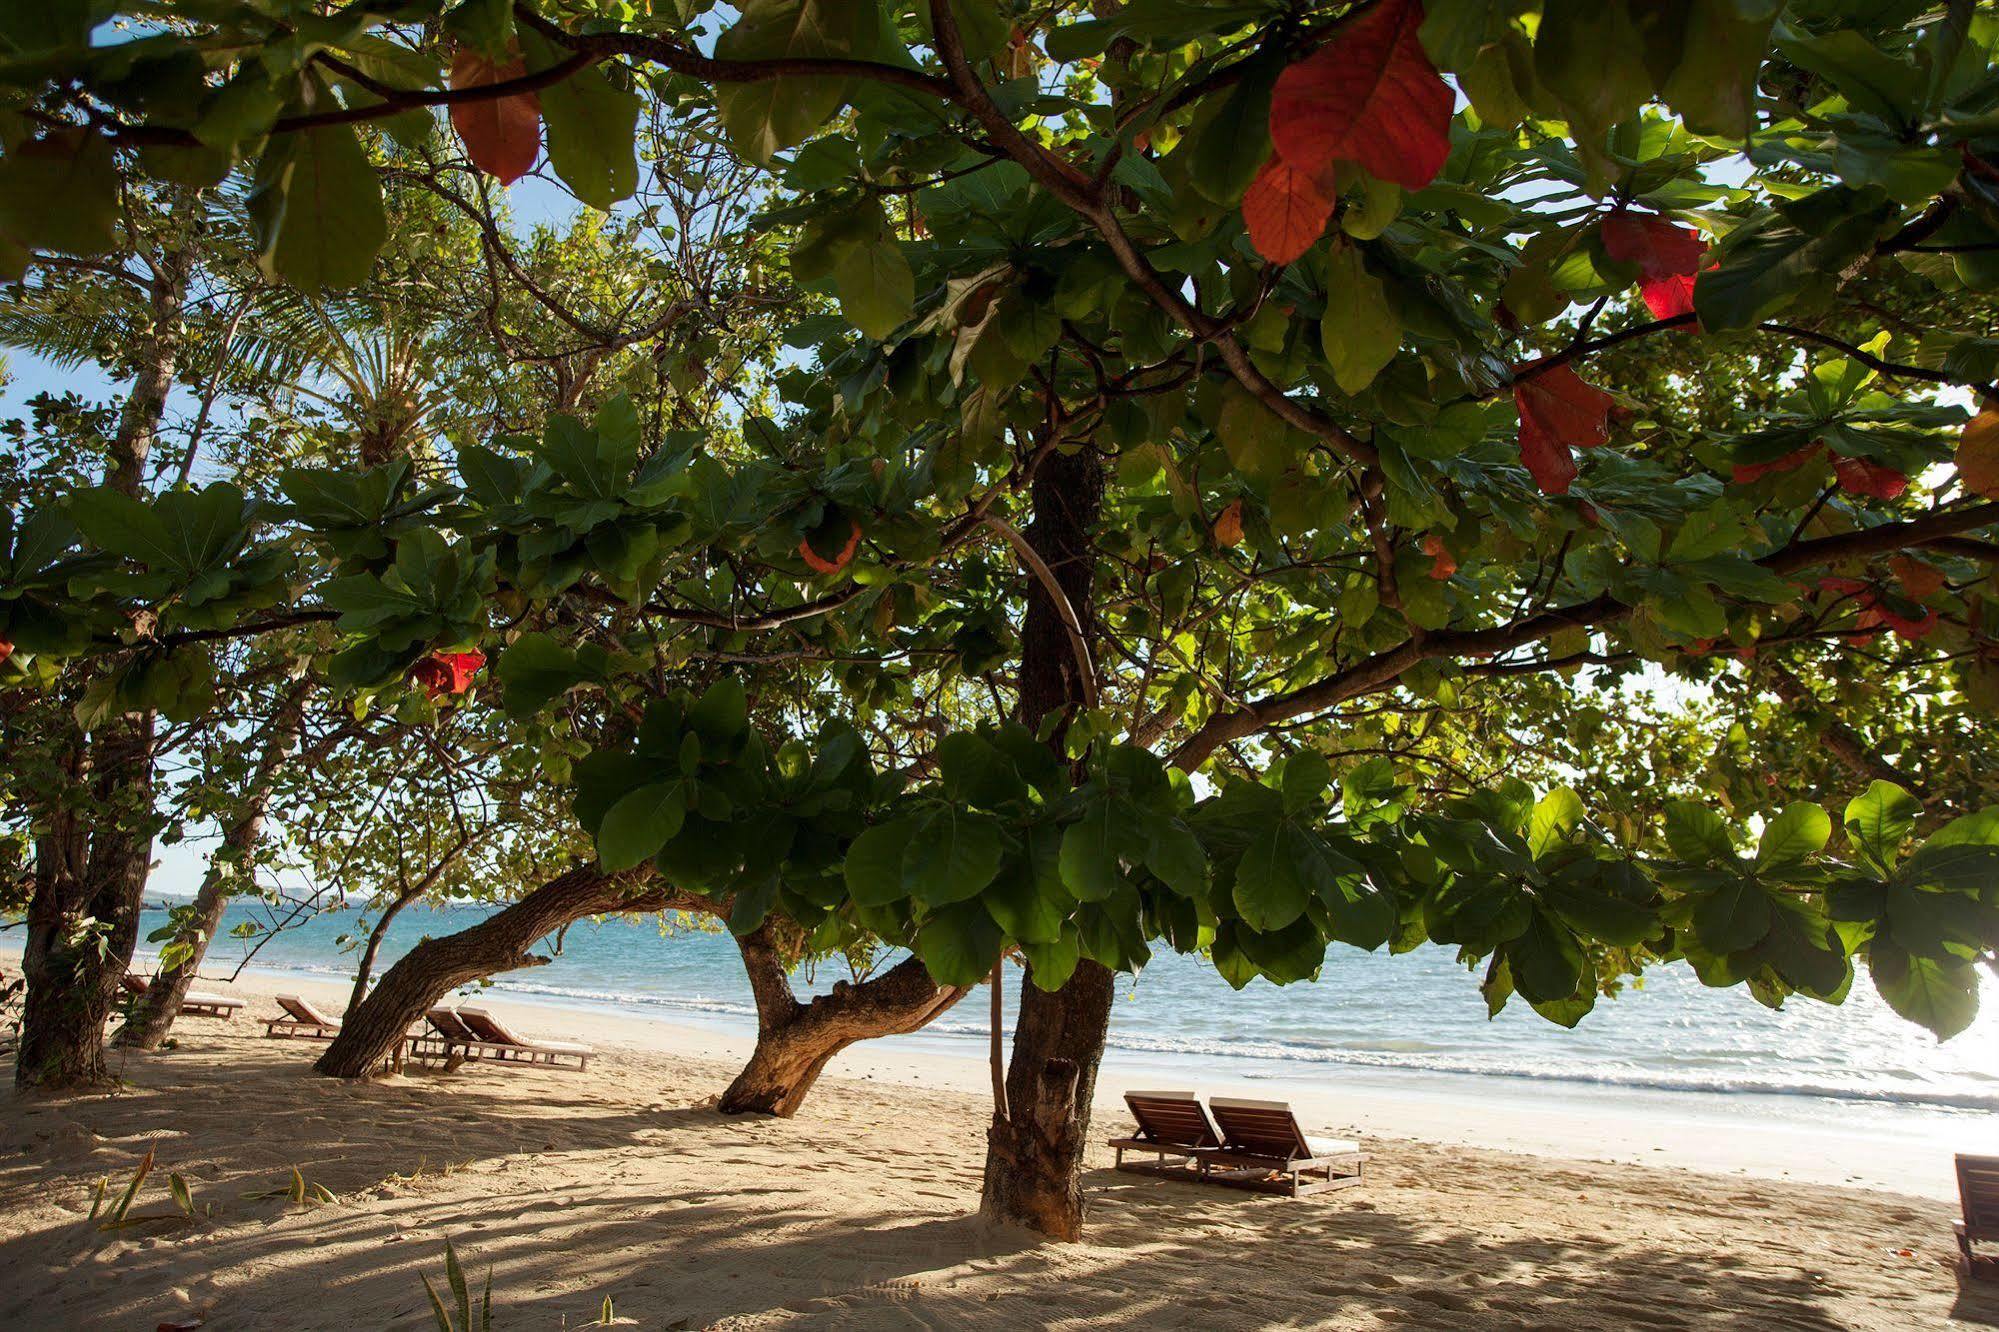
449, 50, 541, 185
1890, 555, 1944, 599
412, 649, 486, 699
1211, 499, 1245, 548
1421, 533, 1456, 580
1957, 400, 1999, 500
1513, 363, 1613, 495
799, 520, 861, 575
1241, 155, 1334, 264
1268, 0, 1453, 191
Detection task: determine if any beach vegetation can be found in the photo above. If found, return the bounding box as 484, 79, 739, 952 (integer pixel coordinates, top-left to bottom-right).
3, 0, 1999, 1243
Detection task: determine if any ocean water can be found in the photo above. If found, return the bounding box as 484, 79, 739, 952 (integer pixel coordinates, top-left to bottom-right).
138, 897, 1999, 1119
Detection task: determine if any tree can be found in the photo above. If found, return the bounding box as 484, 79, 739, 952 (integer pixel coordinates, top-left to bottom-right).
6, 0, 1999, 1242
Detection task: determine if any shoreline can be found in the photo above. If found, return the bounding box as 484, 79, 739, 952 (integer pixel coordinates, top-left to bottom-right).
84, 957, 1999, 1201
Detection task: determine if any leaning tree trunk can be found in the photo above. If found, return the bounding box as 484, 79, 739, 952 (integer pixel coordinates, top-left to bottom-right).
718, 921, 972, 1117
314, 865, 690, 1077
115, 680, 311, 1051
978, 444, 1115, 1239
17, 234, 191, 1091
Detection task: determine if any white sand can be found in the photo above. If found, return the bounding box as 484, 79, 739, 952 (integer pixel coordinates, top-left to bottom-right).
2, 968, 1994, 1329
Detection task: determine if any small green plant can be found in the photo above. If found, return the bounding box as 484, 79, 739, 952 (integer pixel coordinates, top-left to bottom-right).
86, 1144, 198, 1230
422, 1239, 493, 1332
598, 1295, 614, 1326
241, 1166, 335, 1206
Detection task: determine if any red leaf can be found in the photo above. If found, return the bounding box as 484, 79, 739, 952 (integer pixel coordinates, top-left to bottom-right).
449, 50, 541, 185
799, 519, 861, 575
1420, 532, 1456, 580
1513, 363, 1614, 495
1731, 443, 1822, 485
1872, 603, 1937, 641
1241, 154, 1335, 264
0, 638, 11, 666
1832, 456, 1907, 500
1637, 273, 1696, 320
1600, 211, 1706, 282
412, 649, 486, 699
1816, 576, 1870, 598
1268, 0, 1452, 192
1601, 213, 1707, 321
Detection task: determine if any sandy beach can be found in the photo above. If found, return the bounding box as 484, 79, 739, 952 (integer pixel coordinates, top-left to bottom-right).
0, 969, 1992, 1330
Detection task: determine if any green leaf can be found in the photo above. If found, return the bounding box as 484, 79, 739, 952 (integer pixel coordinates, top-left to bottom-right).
0, 129, 118, 256
902, 807, 1005, 906
1059, 799, 1125, 903
1844, 781, 1920, 872
1508, 910, 1585, 1005
533, 51, 641, 209
1187, 55, 1277, 206
843, 818, 917, 907
1022, 923, 1081, 992
1234, 822, 1309, 932
1693, 877, 1771, 953
713, 0, 885, 164
688, 676, 748, 743
834, 238, 914, 341
1320, 244, 1402, 394
1527, 787, 1584, 860
1663, 801, 1736, 863
981, 861, 1068, 944
915, 898, 1006, 987
1694, 190, 1895, 332
250, 123, 386, 294
1870, 943, 1979, 1040
496, 633, 596, 716
1142, 817, 1208, 898
596, 781, 685, 871
1755, 802, 1830, 870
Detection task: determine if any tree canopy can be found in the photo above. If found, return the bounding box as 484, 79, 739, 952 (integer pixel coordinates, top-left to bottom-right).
6, 0, 1999, 1237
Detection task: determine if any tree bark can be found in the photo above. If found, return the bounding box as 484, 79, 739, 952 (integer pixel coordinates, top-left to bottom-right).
314, 865, 694, 1078
717, 921, 971, 1117
114, 680, 312, 1051
979, 443, 1115, 1239
17, 233, 191, 1091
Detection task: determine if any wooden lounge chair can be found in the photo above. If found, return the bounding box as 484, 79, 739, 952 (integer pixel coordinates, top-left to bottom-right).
1958, 1153, 1999, 1279
1108, 1090, 1223, 1180
454, 1007, 593, 1071
408, 1007, 482, 1064
265, 994, 343, 1041
1195, 1097, 1363, 1197
121, 973, 245, 1019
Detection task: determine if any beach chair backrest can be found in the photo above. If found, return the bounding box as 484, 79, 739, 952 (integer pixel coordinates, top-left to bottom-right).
426, 1008, 473, 1040
455, 1007, 522, 1047
280, 994, 334, 1026
1208, 1097, 1311, 1159
1124, 1090, 1220, 1148
1959, 1155, 1999, 1237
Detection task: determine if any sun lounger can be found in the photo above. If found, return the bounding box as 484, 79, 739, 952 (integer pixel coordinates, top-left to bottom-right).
455, 1007, 594, 1071
1958, 1154, 1999, 1279
264, 994, 343, 1040
1108, 1090, 1223, 1179
121, 972, 246, 1019
1196, 1097, 1363, 1197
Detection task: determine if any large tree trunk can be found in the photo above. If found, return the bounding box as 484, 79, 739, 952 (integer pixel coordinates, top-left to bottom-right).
17, 235, 190, 1091
718, 921, 971, 1117
115, 680, 311, 1051
979, 444, 1114, 1239
314, 865, 690, 1078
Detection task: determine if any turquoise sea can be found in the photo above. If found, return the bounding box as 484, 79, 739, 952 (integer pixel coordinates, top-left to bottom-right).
135, 896, 1999, 1120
